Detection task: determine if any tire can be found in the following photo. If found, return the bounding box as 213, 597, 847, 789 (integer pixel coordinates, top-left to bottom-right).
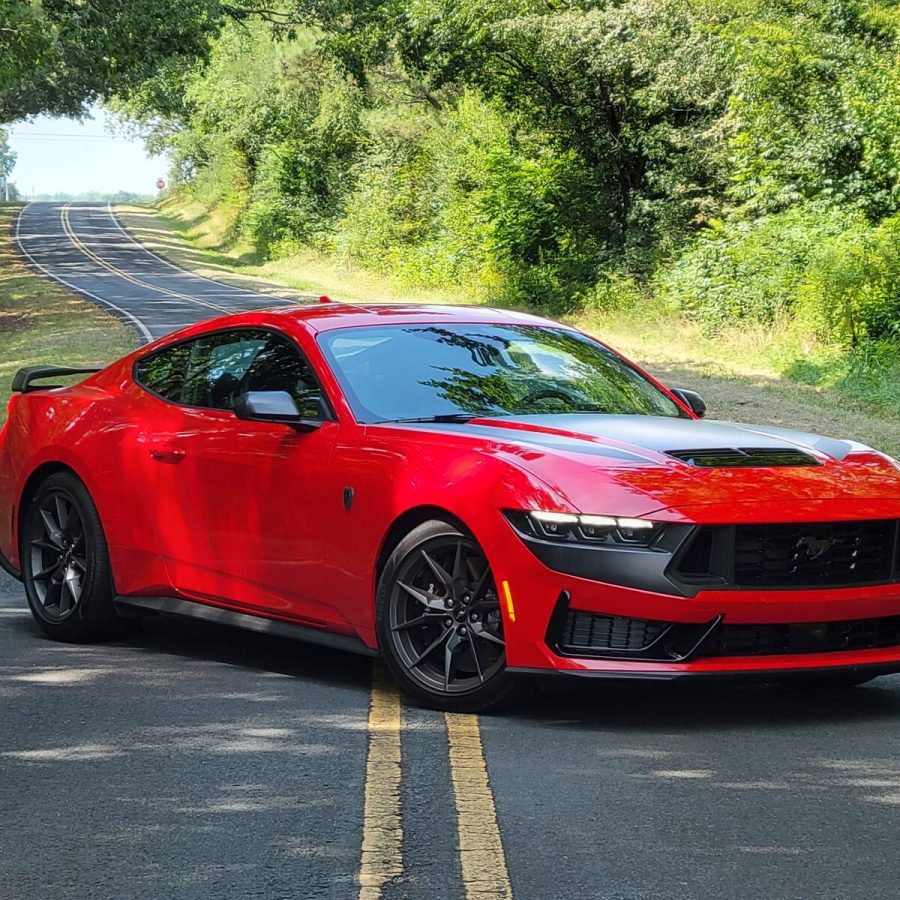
20, 471, 125, 642
376, 518, 526, 712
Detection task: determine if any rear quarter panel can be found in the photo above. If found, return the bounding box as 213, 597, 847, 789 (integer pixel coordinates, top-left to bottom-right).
0, 366, 168, 593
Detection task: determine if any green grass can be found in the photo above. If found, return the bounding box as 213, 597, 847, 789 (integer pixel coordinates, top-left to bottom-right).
115, 195, 900, 457
0, 204, 134, 424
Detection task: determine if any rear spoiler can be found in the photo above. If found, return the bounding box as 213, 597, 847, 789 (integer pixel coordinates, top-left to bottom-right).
11, 365, 103, 394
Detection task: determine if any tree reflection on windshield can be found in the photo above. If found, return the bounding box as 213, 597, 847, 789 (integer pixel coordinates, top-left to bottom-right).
319, 324, 682, 423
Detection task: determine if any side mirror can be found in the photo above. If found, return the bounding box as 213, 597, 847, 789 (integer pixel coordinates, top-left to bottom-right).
234, 391, 321, 432
671, 388, 707, 418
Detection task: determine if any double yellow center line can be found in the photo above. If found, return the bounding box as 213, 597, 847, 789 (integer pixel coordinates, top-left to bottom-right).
359, 670, 513, 899
59, 203, 233, 315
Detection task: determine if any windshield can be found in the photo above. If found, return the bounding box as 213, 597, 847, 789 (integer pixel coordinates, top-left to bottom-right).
318, 324, 683, 423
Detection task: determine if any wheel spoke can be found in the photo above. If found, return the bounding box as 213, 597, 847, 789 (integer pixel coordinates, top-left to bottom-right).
452, 540, 466, 581
410, 627, 452, 668
34, 561, 63, 581
54, 496, 69, 533
471, 622, 504, 647
392, 613, 442, 632
444, 629, 463, 690
43, 578, 61, 611
39, 510, 64, 548
468, 565, 490, 604
466, 631, 485, 683
398, 580, 447, 612
63, 567, 82, 605
31, 539, 61, 554
71, 555, 87, 572
421, 550, 453, 588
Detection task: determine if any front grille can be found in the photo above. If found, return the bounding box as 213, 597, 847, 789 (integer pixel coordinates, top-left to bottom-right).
558, 610, 669, 655
672, 520, 900, 590
699, 616, 900, 657
734, 520, 897, 587
666, 448, 820, 468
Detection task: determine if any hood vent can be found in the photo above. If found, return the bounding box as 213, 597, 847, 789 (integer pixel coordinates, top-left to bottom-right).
666, 448, 821, 468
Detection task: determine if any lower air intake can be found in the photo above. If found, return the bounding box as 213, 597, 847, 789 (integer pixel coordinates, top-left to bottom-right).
559, 610, 669, 654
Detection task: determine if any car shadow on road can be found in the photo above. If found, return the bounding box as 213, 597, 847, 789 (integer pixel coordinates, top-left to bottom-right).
6, 611, 374, 691
513, 673, 900, 731
8, 611, 900, 729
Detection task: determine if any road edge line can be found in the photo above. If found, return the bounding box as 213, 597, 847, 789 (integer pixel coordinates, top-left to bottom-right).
12, 203, 154, 344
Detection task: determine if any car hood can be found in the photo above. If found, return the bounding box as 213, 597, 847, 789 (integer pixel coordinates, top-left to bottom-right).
388, 415, 900, 522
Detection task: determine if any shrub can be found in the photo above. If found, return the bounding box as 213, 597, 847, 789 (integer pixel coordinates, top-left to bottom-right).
798, 214, 900, 345
657, 204, 856, 329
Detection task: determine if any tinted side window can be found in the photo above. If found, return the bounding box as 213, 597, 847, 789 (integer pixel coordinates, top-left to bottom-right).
134, 344, 190, 402
138, 329, 327, 417
181, 331, 269, 411
240, 334, 325, 419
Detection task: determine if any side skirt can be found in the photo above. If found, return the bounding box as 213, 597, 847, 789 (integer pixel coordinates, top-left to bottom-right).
114, 595, 378, 658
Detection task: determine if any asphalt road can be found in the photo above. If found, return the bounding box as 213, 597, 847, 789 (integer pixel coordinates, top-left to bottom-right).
3, 202, 900, 900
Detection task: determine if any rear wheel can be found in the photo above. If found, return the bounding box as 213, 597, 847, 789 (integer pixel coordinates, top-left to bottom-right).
21, 472, 124, 642
376, 519, 524, 712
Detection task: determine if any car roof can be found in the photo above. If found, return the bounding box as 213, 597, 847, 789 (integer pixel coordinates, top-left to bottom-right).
264, 302, 567, 334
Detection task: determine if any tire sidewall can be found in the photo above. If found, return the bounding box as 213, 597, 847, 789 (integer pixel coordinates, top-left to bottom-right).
21, 472, 114, 641
375, 518, 520, 712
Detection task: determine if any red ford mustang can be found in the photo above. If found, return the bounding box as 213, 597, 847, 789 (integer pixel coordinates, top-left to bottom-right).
2, 303, 900, 710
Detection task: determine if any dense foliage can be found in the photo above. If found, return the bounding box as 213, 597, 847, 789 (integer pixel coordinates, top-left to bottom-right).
6, 0, 900, 356
0, 0, 221, 122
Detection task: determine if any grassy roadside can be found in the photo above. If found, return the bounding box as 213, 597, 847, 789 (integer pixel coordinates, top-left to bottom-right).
0, 204, 134, 424
116, 197, 900, 457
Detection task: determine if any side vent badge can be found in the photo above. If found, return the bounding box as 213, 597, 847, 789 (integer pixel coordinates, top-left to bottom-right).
343, 487, 354, 511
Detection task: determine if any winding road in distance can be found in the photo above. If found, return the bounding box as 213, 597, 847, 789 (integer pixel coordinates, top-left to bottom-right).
2, 202, 900, 900
14, 201, 310, 341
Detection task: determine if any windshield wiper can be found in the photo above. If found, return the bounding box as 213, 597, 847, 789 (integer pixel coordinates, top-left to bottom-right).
379, 413, 479, 424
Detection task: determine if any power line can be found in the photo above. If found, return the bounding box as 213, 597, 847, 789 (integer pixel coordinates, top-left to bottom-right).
8, 132, 139, 143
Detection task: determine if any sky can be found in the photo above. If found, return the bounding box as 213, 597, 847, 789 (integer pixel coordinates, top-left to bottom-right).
6, 107, 168, 197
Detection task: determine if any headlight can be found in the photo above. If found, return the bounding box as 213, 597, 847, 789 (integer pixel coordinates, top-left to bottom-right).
515, 510, 661, 547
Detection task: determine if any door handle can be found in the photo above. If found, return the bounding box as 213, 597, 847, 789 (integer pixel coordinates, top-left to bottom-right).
149, 447, 187, 464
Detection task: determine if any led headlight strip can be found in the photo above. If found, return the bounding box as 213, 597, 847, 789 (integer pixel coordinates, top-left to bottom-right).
530, 511, 655, 529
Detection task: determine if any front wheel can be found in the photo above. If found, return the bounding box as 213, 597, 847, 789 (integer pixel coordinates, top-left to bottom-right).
21, 471, 124, 642
376, 519, 524, 712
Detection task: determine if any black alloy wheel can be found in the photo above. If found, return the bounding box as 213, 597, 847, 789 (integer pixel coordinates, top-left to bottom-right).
27, 490, 87, 622
21, 472, 124, 641
376, 519, 524, 711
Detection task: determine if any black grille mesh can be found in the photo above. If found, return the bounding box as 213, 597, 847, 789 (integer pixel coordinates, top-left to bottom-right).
559, 610, 669, 654
699, 616, 900, 657
734, 520, 896, 587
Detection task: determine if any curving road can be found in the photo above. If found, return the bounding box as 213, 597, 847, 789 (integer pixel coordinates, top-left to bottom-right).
14, 201, 310, 342
3, 203, 900, 900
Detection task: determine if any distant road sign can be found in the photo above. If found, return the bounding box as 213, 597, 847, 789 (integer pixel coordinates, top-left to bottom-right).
156, 178, 166, 190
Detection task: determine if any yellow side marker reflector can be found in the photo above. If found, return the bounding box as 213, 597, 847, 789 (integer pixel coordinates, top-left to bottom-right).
501, 580, 515, 622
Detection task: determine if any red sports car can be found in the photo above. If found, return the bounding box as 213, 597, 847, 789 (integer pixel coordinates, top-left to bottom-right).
2, 303, 900, 710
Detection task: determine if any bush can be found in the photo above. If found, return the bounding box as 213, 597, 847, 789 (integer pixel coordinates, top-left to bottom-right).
798, 214, 900, 345
657, 204, 856, 329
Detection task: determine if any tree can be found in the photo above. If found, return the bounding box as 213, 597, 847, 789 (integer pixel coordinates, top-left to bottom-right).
0, 126, 14, 178
0, 0, 224, 123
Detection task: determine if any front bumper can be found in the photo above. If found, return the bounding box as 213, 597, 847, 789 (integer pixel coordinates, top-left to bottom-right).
479, 510, 900, 678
